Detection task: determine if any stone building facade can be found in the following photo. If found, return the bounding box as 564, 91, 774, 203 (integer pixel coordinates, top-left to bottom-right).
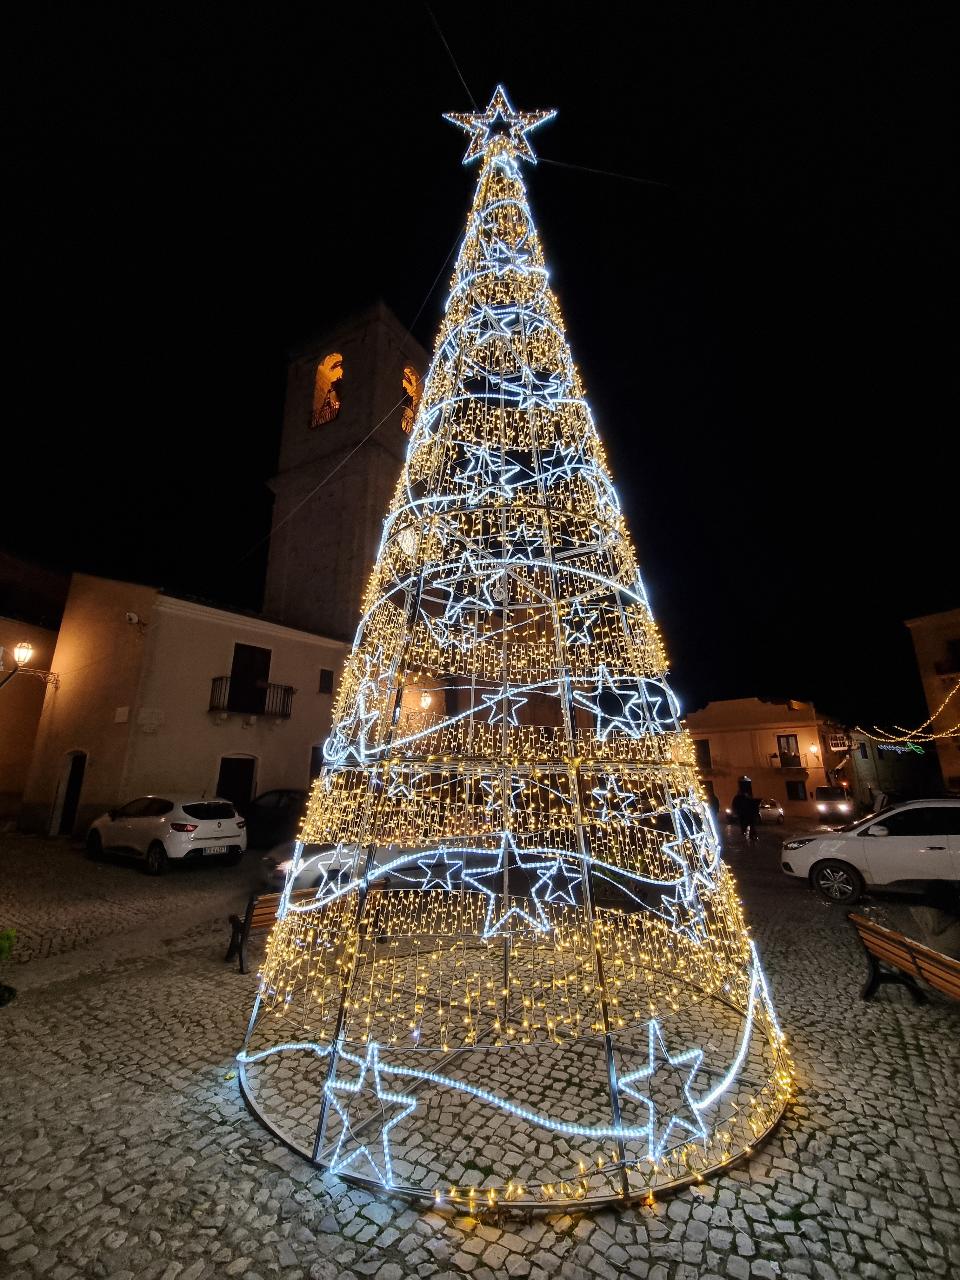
263, 301, 428, 642
685, 696, 849, 820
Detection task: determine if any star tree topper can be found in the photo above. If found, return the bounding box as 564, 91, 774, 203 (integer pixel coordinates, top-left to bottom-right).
445, 85, 556, 165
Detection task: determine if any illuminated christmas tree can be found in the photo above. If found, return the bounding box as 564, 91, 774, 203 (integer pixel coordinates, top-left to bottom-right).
239, 87, 791, 1208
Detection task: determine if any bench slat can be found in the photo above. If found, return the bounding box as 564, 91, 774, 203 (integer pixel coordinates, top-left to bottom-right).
848, 911, 960, 1003
860, 940, 922, 975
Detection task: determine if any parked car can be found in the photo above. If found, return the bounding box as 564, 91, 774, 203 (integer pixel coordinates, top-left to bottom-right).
781, 798, 960, 903
86, 795, 247, 875
723, 797, 783, 824
242, 788, 308, 849
813, 785, 855, 822
262, 840, 356, 893
759, 798, 785, 825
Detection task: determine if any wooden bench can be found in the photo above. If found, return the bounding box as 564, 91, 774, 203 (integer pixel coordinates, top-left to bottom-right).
848, 912, 960, 1005
226, 888, 318, 974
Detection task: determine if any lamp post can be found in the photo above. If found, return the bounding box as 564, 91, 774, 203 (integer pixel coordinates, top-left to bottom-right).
0, 640, 59, 692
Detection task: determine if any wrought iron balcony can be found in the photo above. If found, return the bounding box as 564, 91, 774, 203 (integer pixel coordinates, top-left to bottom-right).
771, 752, 807, 769
209, 676, 295, 720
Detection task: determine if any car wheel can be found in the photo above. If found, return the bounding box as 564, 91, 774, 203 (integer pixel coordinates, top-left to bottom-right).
146, 842, 169, 876
812, 860, 863, 904
777, 816, 784, 824
86, 830, 102, 859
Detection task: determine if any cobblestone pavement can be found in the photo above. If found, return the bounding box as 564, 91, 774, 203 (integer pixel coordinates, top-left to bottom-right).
0, 835, 265, 964
1, 828, 959, 1280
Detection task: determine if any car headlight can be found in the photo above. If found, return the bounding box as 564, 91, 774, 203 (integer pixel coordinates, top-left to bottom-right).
816, 803, 826, 811
783, 838, 816, 850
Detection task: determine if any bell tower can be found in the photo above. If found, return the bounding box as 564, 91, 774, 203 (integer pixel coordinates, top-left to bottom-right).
264, 301, 428, 640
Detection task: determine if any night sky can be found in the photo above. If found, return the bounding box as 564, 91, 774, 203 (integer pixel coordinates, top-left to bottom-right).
5, 5, 954, 727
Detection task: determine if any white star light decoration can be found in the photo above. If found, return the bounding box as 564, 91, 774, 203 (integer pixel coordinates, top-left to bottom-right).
479, 686, 530, 727
564, 599, 598, 646
590, 774, 639, 822
325, 1042, 417, 1186
572, 665, 647, 741
462, 832, 560, 937
445, 85, 556, 166
618, 1021, 706, 1162
417, 849, 463, 891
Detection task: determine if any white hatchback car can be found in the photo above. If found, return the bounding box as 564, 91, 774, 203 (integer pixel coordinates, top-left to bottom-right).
87, 795, 247, 874
781, 799, 960, 903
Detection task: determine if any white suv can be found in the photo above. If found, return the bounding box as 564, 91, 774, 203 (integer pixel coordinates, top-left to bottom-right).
87, 795, 247, 874
781, 798, 960, 903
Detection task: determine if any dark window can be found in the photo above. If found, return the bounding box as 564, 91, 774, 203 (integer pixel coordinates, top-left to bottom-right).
777, 734, 799, 755
926, 807, 960, 836
145, 798, 174, 817
858, 742, 869, 760
877, 806, 960, 837
693, 739, 712, 770
228, 644, 271, 714
118, 797, 154, 818
182, 802, 237, 820
943, 639, 960, 672
786, 781, 807, 802
815, 787, 846, 801
318, 668, 334, 695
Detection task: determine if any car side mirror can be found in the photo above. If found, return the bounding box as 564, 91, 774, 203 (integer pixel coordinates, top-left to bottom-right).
867, 824, 888, 837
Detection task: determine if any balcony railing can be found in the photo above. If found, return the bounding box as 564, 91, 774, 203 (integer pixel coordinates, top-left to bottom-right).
209, 676, 295, 720
771, 752, 807, 769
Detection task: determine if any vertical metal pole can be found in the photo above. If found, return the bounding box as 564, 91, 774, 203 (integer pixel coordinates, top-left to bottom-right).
533, 396, 629, 1194
312, 843, 377, 1162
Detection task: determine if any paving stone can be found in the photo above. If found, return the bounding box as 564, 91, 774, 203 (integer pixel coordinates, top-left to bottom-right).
0, 829, 958, 1279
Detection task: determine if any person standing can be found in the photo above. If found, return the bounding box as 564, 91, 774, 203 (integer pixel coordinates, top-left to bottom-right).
730, 786, 761, 841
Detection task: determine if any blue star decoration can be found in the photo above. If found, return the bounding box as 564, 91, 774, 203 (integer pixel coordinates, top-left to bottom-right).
433, 547, 506, 621
479, 775, 527, 814
617, 1021, 706, 1162
478, 685, 529, 727
541, 439, 588, 485
572, 666, 646, 741
563, 599, 599, 647
325, 1042, 417, 1187
481, 237, 532, 278
590, 774, 638, 822
539, 857, 581, 907
445, 85, 556, 166
452, 442, 525, 504
461, 832, 559, 937
417, 849, 462, 891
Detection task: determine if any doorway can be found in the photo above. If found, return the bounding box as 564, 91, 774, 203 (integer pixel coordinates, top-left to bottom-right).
56, 751, 87, 835
216, 755, 257, 811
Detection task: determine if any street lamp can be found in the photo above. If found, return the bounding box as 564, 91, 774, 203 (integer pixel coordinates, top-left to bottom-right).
0, 640, 59, 692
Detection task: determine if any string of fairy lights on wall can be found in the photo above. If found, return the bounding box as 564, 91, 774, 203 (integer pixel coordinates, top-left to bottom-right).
238, 86, 791, 1209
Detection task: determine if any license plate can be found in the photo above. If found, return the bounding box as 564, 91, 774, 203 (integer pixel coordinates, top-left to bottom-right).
205, 845, 228, 854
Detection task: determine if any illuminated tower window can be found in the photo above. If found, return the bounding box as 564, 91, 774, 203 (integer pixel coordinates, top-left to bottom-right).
400, 365, 422, 433
311, 353, 344, 428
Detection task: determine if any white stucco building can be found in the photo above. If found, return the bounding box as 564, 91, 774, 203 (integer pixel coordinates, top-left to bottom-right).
20, 573, 347, 837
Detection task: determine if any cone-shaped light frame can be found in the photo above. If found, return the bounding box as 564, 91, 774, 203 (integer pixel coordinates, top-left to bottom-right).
238, 89, 791, 1210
